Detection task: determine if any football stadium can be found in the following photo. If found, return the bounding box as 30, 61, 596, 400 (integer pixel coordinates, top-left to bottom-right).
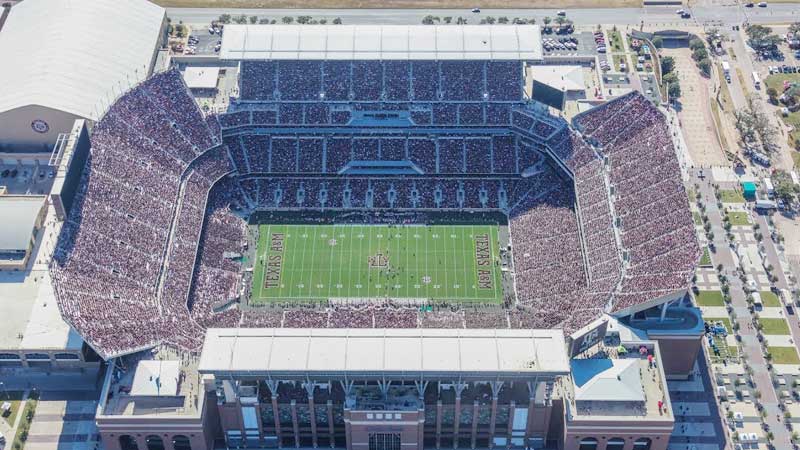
50, 25, 699, 359
36, 23, 704, 450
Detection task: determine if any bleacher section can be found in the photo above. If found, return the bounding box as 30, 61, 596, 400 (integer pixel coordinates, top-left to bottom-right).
49, 50, 698, 359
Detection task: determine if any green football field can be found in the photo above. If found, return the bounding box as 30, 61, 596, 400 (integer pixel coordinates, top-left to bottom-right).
251, 223, 503, 304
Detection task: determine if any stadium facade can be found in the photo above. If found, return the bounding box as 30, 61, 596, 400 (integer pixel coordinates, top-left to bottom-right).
40, 24, 704, 450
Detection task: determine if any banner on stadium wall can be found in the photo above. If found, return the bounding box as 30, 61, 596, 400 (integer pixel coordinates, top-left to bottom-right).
567, 317, 609, 358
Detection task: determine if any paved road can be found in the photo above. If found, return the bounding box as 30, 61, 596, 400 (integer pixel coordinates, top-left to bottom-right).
693, 169, 792, 449
166, 5, 800, 26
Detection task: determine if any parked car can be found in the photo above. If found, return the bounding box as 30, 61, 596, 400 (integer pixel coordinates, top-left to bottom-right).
758, 1, 767, 6
471, 7, 481, 12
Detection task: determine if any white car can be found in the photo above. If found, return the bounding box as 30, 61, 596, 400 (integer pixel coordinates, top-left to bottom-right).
676, 8, 685, 14
471, 7, 481, 13
557, 10, 566, 16
758, 1, 767, 6
208, 27, 215, 34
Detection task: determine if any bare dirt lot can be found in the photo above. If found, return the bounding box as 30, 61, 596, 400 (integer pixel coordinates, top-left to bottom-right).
153, 0, 640, 9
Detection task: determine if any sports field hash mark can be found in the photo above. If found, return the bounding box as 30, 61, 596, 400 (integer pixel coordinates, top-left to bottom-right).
251, 224, 503, 304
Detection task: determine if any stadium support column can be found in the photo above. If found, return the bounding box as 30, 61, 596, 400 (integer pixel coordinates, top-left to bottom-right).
304, 383, 318, 448
290, 400, 300, 448
505, 402, 515, 449
267, 381, 283, 448
327, 401, 335, 448
470, 401, 479, 449
487, 382, 503, 450
435, 401, 443, 449
524, 384, 536, 445
452, 382, 467, 449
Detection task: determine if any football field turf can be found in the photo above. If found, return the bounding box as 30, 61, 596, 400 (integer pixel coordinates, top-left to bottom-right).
251, 224, 503, 304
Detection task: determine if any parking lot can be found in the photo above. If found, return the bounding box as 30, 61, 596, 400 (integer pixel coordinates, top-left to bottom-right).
542, 31, 600, 57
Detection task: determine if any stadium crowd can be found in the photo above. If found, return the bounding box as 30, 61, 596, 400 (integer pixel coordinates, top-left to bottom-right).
50, 59, 698, 358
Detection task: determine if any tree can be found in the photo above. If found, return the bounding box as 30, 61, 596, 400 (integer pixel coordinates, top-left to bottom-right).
282, 16, 294, 24
689, 38, 705, 51
234, 14, 248, 24
498, 16, 509, 24
698, 58, 712, 77
319, 18, 327, 24
456, 17, 467, 25
746, 24, 781, 49
652, 36, 663, 48
174, 23, 185, 38
661, 56, 675, 75
773, 171, 799, 205
218, 14, 232, 24
249, 15, 258, 24
333, 17, 343, 24
543, 16, 551, 30
692, 46, 709, 61
485, 16, 496, 24
790, 22, 800, 36
663, 72, 681, 98
443, 16, 452, 24
297, 16, 312, 24
766, 87, 779, 104
706, 26, 721, 44
422, 15, 436, 25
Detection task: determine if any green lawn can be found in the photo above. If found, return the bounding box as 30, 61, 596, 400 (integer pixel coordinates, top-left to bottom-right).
692, 210, 703, 225
705, 316, 733, 332
695, 290, 725, 306
0, 391, 23, 429
251, 223, 503, 304
609, 29, 624, 52
699, 247, 713, 267
760, 291, 782, 307
12, 392, 37, 450
719, 190, 745, 203
793, 151, 800, 169
765, 73, 800, 151
768, 346, 800, 364
705, 317, 738, 359
726, 211, 750, 226
758, 317, 791, 335
613, 54, 628, 72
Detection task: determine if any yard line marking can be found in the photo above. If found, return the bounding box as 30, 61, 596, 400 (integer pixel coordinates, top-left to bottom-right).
327, 224, 336, 299
463, 225, 472, 300
308, 226, 319, 298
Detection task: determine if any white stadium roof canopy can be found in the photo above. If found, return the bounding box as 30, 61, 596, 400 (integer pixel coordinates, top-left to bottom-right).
199, 328, 569, 378
0, 0, 165, 121
221, 25, 543, 61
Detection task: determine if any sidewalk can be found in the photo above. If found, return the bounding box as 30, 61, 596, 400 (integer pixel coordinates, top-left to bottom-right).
0, 390, 30, 448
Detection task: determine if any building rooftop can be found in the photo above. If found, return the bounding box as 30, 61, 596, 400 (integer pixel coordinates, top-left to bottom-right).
530, 65, 585, 92
182, 67, 220, 90
220, 25, 543, 61
562, 339, 672, 421
572, 358, 644, 402
0, 200, 82, 353
130, 360, 181, 397
0, 195, 45, 252
199, 328, 569, 378
0, 0, 164, 121
99, 349, 203, 417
